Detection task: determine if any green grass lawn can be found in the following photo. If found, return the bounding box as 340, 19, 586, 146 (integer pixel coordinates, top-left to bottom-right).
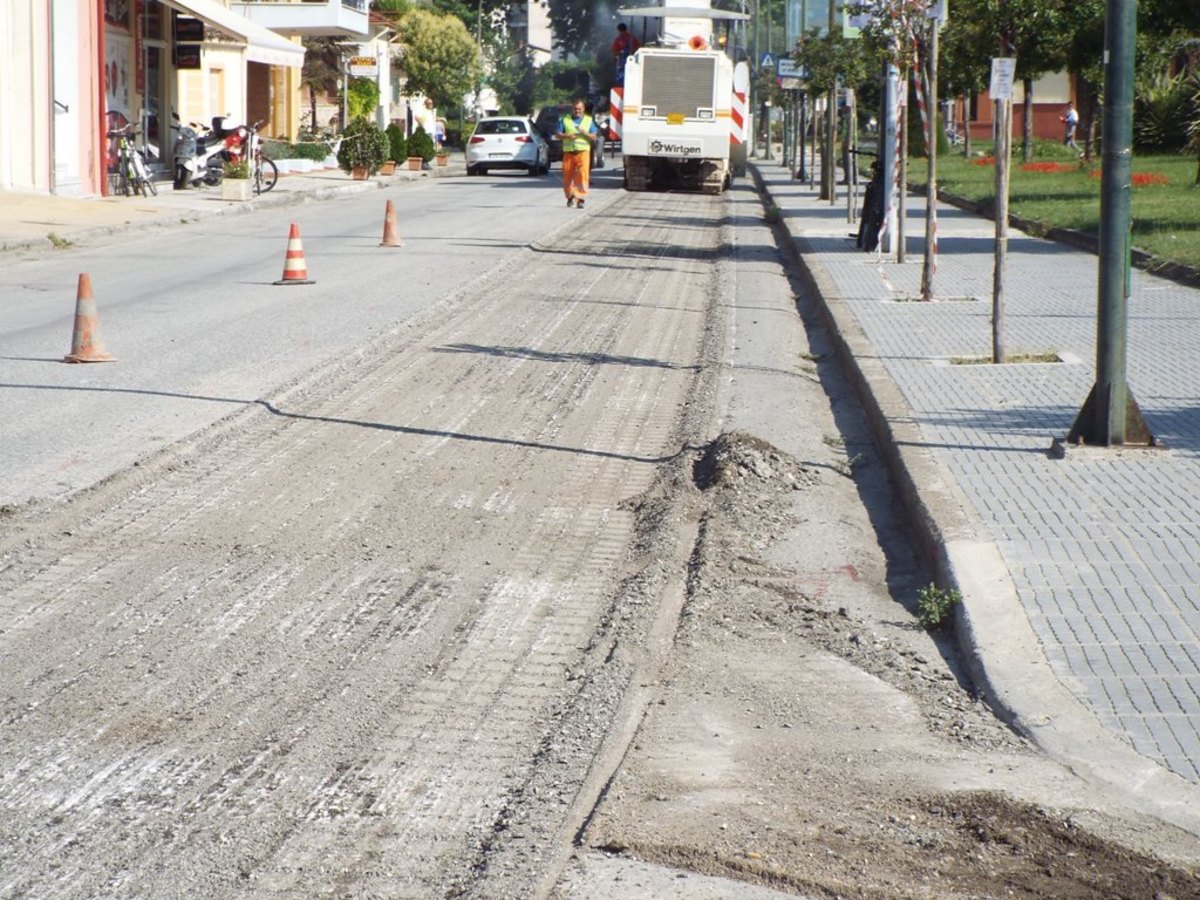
906, 141, 1200, 271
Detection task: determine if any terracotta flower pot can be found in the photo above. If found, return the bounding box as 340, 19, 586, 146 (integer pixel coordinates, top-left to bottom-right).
407, 156, 423, 171
379, 160, 396, 176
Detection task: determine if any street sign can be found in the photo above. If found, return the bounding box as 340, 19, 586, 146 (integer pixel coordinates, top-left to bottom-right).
989, 57, 1015, 100
348, 56, 378, 78
760, 52, 776, 69
776, 58, 806, 79
779, 78, 804, 91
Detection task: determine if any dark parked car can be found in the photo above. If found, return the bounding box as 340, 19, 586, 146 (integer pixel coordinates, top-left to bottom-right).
533, 104, 605, 169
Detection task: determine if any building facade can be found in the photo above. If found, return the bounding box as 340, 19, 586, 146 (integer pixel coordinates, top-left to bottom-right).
1, 0, 368, 198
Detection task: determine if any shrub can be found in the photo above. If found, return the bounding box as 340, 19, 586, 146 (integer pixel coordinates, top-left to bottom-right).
261, 139, 294, 159
293, 141, 332, 162
222, 159, 250, 179
336, 118, 389, 176
385, 123, 407, 162
407, 124, 436, 162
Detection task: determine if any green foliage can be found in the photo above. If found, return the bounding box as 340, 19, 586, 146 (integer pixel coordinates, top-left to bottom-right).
336, 118, 389, 175
223, 159, 250, 179
292, 140, 332, 162
346, 77, 381, 122
385, 123, 407, 162
532, 62, 589, 109
795, 28, 865, 96
407, 124, 436, 162
1134, 70, 1192, 153
916, 583, 961, 630
397, 9, 481, 110
261, 139, 294, 159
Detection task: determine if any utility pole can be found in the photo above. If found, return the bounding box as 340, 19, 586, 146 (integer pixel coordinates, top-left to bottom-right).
919, 5, 941, 300
1068, 0, 1152, 446
825, 0, 838, 206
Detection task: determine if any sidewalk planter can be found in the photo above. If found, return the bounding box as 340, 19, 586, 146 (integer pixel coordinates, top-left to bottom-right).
435, 153, 449, 168
406, 156, 423, 171
380, 160, 397, 176
351, 167, 369, 180
221, 178, 252, 201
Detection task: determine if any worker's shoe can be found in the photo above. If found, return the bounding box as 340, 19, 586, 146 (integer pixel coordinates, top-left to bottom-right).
576, 199, 585, 209
566, 197, 575, 207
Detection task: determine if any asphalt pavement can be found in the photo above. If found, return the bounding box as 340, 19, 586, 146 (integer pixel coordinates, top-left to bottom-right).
3, 154, 1198, 837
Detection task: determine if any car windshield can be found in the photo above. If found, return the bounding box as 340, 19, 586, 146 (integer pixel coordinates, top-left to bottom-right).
476, 120, 527, 136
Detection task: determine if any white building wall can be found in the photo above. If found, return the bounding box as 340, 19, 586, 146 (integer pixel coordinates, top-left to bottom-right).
1, 0, 52, 191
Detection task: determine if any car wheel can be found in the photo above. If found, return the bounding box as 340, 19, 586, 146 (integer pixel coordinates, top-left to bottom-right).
467, 165, 480, 176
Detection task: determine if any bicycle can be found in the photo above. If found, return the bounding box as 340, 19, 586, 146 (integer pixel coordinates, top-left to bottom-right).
244, 120, 278, 195
107, 123, 158, 197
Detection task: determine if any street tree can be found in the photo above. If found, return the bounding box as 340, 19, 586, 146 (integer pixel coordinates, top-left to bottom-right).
395, 9, 483, 111
301, 36, 350, 134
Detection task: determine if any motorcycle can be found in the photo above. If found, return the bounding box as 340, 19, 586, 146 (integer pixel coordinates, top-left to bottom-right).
171, 112, 241, 189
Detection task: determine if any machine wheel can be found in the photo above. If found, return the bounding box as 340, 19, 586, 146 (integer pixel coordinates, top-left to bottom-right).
174, 165, 189, 190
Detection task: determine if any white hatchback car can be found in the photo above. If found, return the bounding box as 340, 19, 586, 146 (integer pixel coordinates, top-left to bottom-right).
466, 116, 550, 177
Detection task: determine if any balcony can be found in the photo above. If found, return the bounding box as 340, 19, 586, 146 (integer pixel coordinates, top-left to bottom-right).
230, 0, 368, 38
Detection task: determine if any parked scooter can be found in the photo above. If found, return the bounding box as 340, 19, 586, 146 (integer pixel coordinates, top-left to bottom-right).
171, 112, 228, 189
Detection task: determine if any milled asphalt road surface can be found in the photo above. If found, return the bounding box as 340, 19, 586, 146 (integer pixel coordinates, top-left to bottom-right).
3, 156, 1198, 837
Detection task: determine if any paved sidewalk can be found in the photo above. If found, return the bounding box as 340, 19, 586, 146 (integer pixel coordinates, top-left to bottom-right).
755, 160, 1200, 835
0, 159, 463, 253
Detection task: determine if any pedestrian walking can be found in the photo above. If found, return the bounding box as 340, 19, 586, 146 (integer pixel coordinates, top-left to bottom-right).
555, 99, 598, 208
1061, 101, 1080, 152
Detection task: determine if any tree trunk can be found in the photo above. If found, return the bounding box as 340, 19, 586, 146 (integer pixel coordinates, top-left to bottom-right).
1022, 77, 1033, 162
993, 98, 1010, 364
964, 93, 973, 158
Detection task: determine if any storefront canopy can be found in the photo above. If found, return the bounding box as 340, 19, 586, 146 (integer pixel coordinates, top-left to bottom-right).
158, 0, 306, 69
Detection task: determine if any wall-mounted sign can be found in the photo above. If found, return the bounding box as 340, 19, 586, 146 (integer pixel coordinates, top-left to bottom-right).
175, 44, 201, 69
173, 15, 205, 43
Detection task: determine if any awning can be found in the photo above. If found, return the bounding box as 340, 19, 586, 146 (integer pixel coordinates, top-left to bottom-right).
157, 0, 306, 69
617, 6, 751, 20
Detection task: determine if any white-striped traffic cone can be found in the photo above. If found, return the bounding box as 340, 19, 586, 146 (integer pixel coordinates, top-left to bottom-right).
274, 223, 315, 285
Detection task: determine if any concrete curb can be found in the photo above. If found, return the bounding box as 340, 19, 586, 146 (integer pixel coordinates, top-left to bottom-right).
752, 162, 1200, 837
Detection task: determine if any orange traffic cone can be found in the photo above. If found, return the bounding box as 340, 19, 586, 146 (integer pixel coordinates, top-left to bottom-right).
63, 273, 116, 363
380, 199, 403, 247
274, 222, 315, 285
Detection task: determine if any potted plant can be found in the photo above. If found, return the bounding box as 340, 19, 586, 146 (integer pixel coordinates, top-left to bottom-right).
407, 124, 436, 170
336, 117, 389, 179
383, 123, 407, 176
220, 158, 251, 201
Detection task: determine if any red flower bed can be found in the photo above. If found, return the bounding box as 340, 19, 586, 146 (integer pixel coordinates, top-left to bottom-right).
971, 155, 995, 166
1088, 170, 1169, 187
1020, 161, 1076, 174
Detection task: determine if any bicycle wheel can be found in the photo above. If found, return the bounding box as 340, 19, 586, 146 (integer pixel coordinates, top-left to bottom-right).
255, 156, 278, 194
133, 153, 157, 197
119, 157, 134, 196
